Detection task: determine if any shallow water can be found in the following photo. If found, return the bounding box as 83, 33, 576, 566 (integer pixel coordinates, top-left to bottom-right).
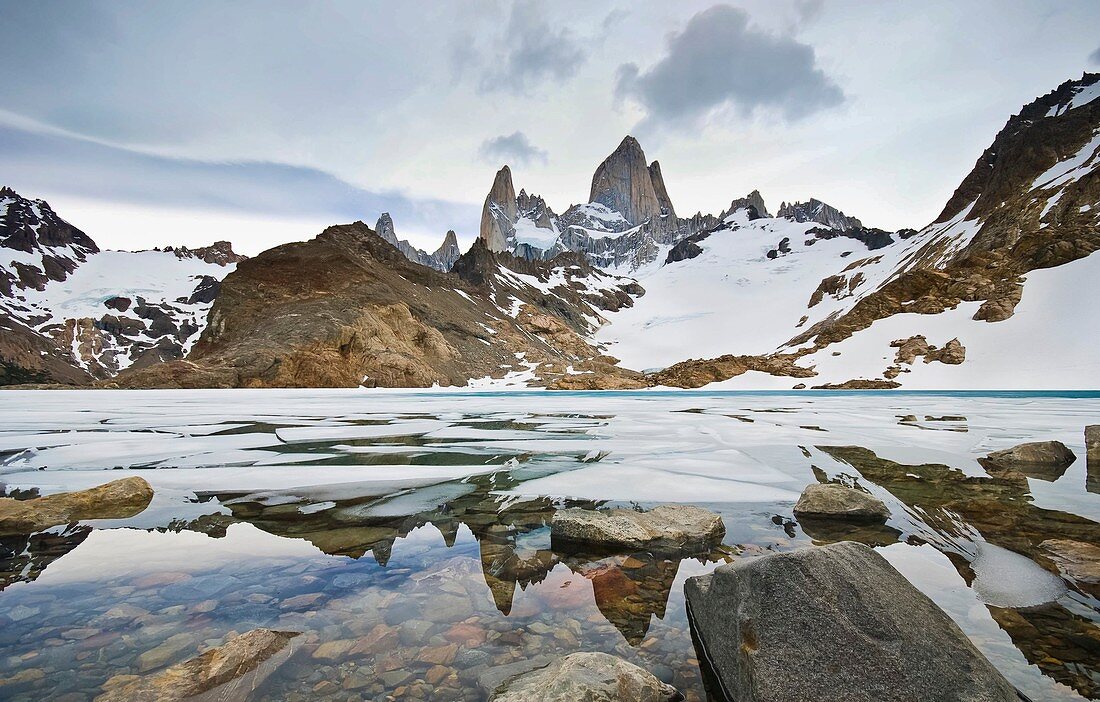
0, 389, 1098, 700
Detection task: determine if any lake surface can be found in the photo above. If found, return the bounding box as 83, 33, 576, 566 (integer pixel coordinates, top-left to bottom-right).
0, 389, 1098, 701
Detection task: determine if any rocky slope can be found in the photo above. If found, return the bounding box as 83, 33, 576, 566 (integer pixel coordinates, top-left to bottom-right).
599, 73, 1100, 388
0, 188, 243, 384
113, 221, 644, 389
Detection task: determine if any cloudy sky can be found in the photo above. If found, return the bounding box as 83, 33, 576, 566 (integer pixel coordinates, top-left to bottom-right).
1, 0, 1098, 254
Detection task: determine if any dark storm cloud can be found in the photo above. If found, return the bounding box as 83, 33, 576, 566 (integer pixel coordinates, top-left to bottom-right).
0, 125, 479, 237
478, 0, 588, 94
478, 131, 548, 167
616, 4, 844, 128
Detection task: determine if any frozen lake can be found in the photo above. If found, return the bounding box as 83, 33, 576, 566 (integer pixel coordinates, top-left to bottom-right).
1, 389, 1098, 700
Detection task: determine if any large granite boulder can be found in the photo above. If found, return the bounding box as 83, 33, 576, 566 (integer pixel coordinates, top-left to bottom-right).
684, 541, 1019, 702
793, 483, 890, 523
488, 652, 680, 702
981, 440, 1076, 471
0, 477, 153, 536
96, 628, 300, 702
1086, 425, 1100, 463
551, 505, 724, 554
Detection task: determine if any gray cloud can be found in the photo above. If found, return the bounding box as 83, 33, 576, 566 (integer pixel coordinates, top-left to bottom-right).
794, 0, 825, 28
1090, 45, 1100, 65
478, 0, 587, 94
478, 131, 548, 167
616, 4, 844, 128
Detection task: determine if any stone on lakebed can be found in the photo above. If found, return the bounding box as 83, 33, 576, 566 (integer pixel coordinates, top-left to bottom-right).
488, 651, 680, 702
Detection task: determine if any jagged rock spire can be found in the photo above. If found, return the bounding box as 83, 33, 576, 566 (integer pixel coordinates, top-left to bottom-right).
479, 166, 518, 252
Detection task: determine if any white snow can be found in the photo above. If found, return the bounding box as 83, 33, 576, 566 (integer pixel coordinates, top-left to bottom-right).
1046, 81, 1100, 117
512, 217, 560, 249
1031, 130, 1100, 191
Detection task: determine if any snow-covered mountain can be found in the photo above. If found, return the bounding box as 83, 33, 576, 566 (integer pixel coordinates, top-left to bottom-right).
0, 187, 243, 384
477, 137, 722, 270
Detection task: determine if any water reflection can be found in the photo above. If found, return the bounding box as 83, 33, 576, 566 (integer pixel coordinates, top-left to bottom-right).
817, 446, 1100, 699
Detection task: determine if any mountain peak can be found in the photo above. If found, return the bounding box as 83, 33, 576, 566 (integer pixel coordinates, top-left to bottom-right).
589, 135, 675, 226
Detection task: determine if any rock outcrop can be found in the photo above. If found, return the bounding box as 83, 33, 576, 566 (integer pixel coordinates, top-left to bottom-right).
980, 440, 1077, 470
488, 652, 680, 702
649, 353, 815, 389
0, 477, 153, 536
793, 483, 890, 523
684, 541, 1019, 702
164, 240, 247, 266
96, 629, 300, 702
551, 505, 724, 554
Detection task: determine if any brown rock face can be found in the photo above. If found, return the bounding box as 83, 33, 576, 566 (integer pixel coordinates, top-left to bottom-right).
480, 166, 518, 252
589, 136, 674, 226
0, 477, 153, 536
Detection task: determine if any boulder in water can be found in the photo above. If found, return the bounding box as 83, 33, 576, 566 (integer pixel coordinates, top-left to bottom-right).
0, 477, 153, 536
683, 541, 1019, 702
551, 504, 724, 554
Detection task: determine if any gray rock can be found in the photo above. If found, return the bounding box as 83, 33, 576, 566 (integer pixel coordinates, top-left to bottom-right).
793, 483, 890, 523
684, 541, 1019, 702
1086, 425, 1100, 463
981, 440, 1076, 469
551, 504, 724, 553
488, 652, 680, 702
